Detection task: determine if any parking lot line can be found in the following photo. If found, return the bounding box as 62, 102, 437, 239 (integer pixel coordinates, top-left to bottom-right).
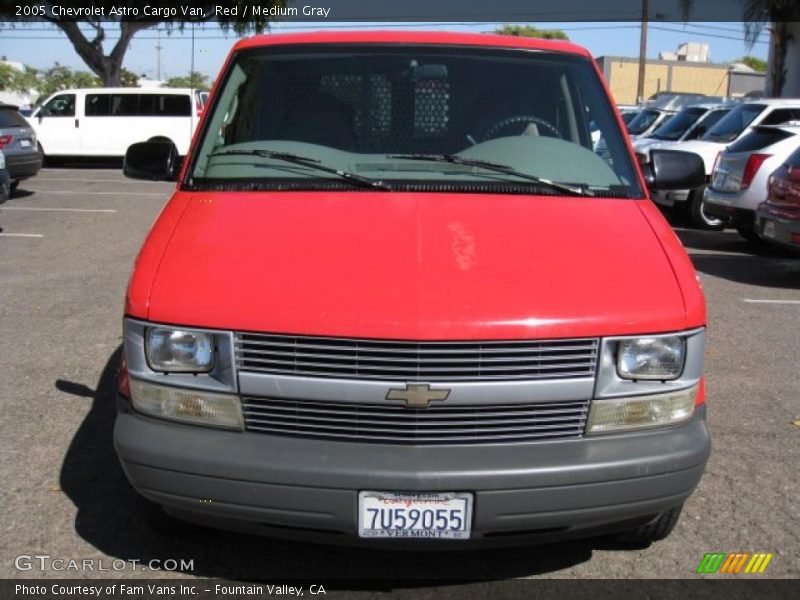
742, 299, 800, 305
1, 207, 117, 213
0, 233, 43, 238
26, 191, 167, 197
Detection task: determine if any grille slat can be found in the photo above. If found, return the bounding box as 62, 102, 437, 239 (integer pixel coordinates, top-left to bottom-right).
242, 397, 589, 445
234, 333, 598, 382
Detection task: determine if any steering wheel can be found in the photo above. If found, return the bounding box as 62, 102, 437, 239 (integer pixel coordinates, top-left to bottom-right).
481, 115, 563, 142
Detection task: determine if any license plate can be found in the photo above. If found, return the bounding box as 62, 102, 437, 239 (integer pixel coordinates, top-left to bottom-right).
19, 139, 31, 147
358, 491, 473, 540
763, 220, 776, 239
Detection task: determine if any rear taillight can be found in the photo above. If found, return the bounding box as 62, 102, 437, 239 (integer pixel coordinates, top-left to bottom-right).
741, 153, 772, 190
196, 100, 204, 117
711, 151, 722, 176
0, 134, 13, 149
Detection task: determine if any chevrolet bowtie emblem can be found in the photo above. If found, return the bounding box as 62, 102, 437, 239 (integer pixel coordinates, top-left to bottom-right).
386, 383, 451, 408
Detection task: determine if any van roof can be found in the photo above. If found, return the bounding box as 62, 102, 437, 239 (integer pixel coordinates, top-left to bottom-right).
740, 98, 800, 107
44, 87, 197, 94
232, 30, 592, 58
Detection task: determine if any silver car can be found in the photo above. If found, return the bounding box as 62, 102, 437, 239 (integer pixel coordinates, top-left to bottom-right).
0, 103, 42, 193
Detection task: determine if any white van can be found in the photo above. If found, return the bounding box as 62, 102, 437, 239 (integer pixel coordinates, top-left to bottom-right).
29, 88, 203, 157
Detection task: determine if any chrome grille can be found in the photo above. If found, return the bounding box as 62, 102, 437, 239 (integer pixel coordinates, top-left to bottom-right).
242, 397, 590, 444
234, 333, 599, 382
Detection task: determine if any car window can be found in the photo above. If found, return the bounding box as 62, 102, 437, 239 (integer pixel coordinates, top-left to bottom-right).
786, 146, 800, 168
760, 108, 800, 126
701, 103, 765, 142
727, 128, 794, 153
650, 107, 705, 141
190, 45, 642, 197
0, 107, 30, 127
41, 94, 75, 117
626, 109, 662, 135
684, 108, 729, 141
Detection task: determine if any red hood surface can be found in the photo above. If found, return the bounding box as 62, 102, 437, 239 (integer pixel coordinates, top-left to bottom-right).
130, 191, 693, 340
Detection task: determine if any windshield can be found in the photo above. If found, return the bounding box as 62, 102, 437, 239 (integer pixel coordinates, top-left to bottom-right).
189, 45, 641, 197
700, 103, 765, 143
626, 109, 662, 135
650, 107, 706, 141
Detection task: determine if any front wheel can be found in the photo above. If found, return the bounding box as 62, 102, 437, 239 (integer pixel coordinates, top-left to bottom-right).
615, 504, 683, 545
689, 188, 725, 230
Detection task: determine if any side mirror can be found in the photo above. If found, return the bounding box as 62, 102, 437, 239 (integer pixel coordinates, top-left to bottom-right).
124, 141, 178, 181
643, 149, 706, 191
37, 111, 43, 123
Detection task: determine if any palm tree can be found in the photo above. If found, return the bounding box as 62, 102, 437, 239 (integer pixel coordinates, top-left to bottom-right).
680, 0, 799, 97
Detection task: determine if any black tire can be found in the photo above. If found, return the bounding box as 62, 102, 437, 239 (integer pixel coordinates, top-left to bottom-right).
736, 226, 761, 243
0, 181, 9, 204
689, 188, 725, 230
10, 180, 19, 192
616, 504, 683, 545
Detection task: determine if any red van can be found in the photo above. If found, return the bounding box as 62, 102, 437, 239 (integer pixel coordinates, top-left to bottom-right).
116, 32, 709, 546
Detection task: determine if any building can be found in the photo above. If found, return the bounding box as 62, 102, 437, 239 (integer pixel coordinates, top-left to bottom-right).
595, 55, 766, 105
659, 42, 711, 63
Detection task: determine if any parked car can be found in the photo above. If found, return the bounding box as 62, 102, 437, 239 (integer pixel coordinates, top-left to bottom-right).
755, 144, 800, 251
626, 107, 676, 140
115, 31, 709, 547
0, 149, 9, 203
633, 103, 732, 154
0, 102, 42, 192
28, 87, 202, 158
651, 99, 800, 228
704, 124, 800, 241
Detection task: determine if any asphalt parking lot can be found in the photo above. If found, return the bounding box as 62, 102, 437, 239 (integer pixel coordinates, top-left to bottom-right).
1, 168, 798, 582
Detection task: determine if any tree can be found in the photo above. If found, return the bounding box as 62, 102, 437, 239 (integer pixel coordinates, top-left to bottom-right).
494, 24, 569, 40
0, 64, 40, 94
163, 72, 210, 90
0, 1, 285, 86
120, 68, 139, 87
680, 0, 800, 97
36, 64, 101, 98
739, 55, 768, 72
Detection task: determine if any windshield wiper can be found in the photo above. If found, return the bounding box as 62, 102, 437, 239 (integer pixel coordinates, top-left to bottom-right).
388, 154, 592, 196
209, 149, 392, 191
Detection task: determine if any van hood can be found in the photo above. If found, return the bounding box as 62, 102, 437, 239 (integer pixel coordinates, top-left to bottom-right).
139, 191, 688, 340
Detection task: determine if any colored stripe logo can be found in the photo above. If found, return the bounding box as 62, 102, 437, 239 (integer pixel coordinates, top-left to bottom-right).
696, 552, 773, 574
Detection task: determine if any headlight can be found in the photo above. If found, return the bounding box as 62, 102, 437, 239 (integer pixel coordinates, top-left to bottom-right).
586, 385, 697, 435
617, 336, 685, 380
130, 379, 243, 430
146, 327, 214, 373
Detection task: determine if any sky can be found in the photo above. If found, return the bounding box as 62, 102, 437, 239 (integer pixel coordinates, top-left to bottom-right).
0, 21, 771, 82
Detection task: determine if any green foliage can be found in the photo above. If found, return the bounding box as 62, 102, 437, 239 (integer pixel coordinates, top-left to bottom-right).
162, 72, 210, 90
0, 64, 39, 93
494, 24, 569, 41
36, 64, 101, 98
120, 68, 139, 87
739, 55, 768, 73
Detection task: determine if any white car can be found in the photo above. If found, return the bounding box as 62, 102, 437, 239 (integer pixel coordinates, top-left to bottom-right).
632, 103, 732, 155
29, 87, 204, 158
704, 123, 800, 241
651, 98, 800, 229
626, 107, 676, 140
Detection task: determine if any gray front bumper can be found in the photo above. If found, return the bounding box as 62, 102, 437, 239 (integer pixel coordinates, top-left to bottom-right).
114, 403, 710, 546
